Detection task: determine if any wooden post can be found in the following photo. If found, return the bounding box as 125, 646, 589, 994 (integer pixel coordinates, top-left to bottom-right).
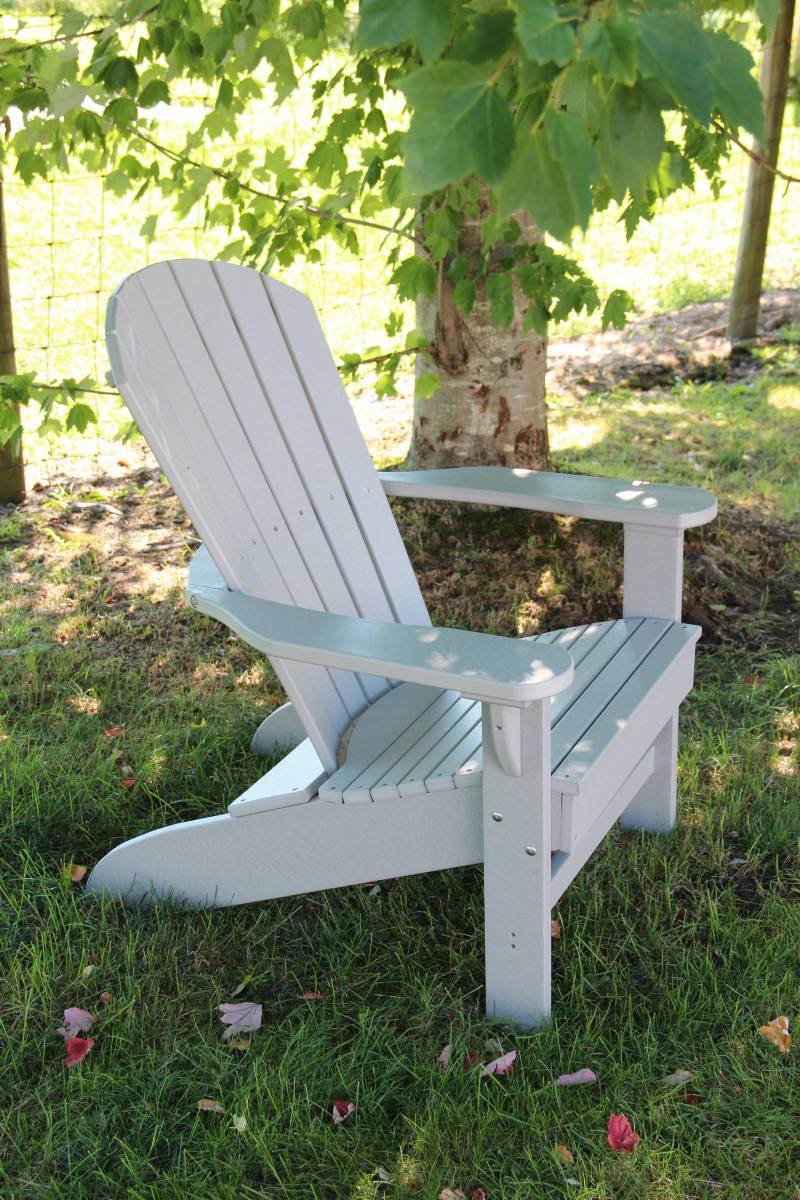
727, 0, 797, 340
0, 172, 25, 504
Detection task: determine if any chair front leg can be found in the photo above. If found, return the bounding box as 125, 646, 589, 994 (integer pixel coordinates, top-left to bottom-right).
481, 698, 552, 1029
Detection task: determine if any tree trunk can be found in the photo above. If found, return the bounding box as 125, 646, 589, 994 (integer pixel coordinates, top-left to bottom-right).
727, 0, 796, 340
408, 203, 549, 469
0, 173, 25, 504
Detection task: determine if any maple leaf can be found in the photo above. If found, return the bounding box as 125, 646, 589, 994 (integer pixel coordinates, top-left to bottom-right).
470, 1190, 487, 1200
64, 1036, 94, 1066
551, 919, 561, 939
480, 1050, 517, 1077
556, 1144, 575, 1165
758, 1015, 791, 1054
300, 990, 322, 1001
555, 1068, 598, 1086
438, 1190, 467, 1200
332, 1099, 355, 1125
104, 726, 125, 737
219, 1001, 262, 1039
607, 1113, 639, 1152
462, 1050, 479, 1070
121, 776, 136, 790
69, 864, 87, 883
232, 1114, 247, 1132
57, 1007, 94, 1038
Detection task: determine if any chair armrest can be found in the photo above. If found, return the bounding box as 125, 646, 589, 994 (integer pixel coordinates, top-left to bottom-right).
379, 466, 717, 530
187, 547, 573, 706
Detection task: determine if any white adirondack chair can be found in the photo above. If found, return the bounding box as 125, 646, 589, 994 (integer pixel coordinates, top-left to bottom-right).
87, 259, 717, 1028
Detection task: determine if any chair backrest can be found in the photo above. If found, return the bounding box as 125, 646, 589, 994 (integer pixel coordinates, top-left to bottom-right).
106, 259, 430, 770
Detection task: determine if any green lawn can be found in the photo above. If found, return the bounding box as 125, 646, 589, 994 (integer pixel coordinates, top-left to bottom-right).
1, 347, 798, 1198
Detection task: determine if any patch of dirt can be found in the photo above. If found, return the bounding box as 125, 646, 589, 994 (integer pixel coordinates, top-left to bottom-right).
547, 289, 800, 396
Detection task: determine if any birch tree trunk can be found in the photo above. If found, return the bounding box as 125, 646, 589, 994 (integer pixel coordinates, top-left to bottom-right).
0, 173, 25, 504
727, 0, 796, 340
407, 204, 549, 470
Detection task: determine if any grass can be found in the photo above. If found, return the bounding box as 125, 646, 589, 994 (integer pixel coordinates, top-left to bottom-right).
1, 345, 798, 1198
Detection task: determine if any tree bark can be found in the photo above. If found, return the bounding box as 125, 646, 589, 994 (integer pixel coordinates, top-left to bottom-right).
727, 0, 796, 340
0, 173, 25, 504
408, 202, 549, 470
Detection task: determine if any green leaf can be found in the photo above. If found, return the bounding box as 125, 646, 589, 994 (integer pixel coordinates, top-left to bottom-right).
392, 255, 437, 300
15, 149, 49, 185
756, 0, 780, 30
637, 12, 713, 123
453, 278, 476, 316
497, 109, 598, 241
513, 0, 576, 66
416, 371, 440, 399
139, 214, 158, 240
357, 0, 452, 63
104, 169, 131, 197
522, 301, 549, 335
581, 15, 638, 85
487, 272, 514, 327
598, 86, 665, 203
706, 31, 763, 139
559, 61, 603, 132
602, 289, 634, 331
99, 56, 139, 97
138, 78, 170, 107
456, 10, 516, 64
400, 61, 514, 191
65, 402, 97, 434
104, 97, 138, 127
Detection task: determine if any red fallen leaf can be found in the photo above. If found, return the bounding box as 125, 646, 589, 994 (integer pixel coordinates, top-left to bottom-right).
57, 1007, 94, 1038
301, 990, 322, 1001
607, 1113, 639, 1152
64, 1036, 94, 1067
462, 1050, 479, 1070
744, 675, 766, 686
121, 776, 136, 790
104, 726, 124, 737
555, 1067, 597, 1086
684, 1092, 701, 1104
480, 1050, 517, 1077
69, 864, 87, 883
470, 1189, 487, 1200
332, 1099, 355, 1125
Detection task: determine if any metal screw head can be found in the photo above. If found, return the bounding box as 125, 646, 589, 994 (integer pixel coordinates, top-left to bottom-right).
525, 845, 537, 856
491, 812, 503, 823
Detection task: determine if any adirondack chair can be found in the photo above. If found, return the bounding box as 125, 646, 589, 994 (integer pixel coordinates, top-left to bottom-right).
87, 259, 717, 1028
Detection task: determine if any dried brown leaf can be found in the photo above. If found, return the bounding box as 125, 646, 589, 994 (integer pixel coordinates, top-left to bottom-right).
556, 1144, 575, 1165
197, 1099, 225, 1114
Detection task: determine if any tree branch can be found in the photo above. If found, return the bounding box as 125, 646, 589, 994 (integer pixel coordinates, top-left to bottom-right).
712, 118, 800, 185
128, 125, 422, 244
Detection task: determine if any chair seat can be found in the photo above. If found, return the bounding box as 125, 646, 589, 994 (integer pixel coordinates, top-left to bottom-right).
320, 617, 699, 812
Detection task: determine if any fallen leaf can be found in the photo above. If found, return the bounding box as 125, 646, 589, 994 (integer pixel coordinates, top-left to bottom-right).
684, 1092, 701, 1104
121, 776, 136, 790
607, 1113, 639, 1152
229, 1039, 251, 1052
81, 965, 95, 980
551, 919, 561, 939
375, 1168, 393, 1182
219, 1001, 262, 1039
462, 1050, 479, 1070
197, 1099, 225, 1114
744, 675, 766, 686
301, 990, 322, 1001
555, 1068, 597, 1087
436, 1043, 452, 1067
758, 1015, 791, 1054
69, 864, 87, 883
556, 1145, 575, 1165
99, 991, 113, 1005
64, 1036, 94, 1067
57, 1007, 94, 1038
332, 1099, 355, 1125
470, 1190, 487, 1200
104, 726, 125, 737
661, 1069, 693, 1087
480, 1050, 517, 1077
438, 1190, 467, 1200
232, 1114, 247, 1133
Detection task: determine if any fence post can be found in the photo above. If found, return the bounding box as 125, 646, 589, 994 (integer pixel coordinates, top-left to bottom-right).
727, 0, 797, 341
0, 172, 26, 504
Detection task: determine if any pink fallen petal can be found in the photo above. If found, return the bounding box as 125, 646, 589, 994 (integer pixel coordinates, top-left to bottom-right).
332, 1099, 355, 1125
480, 1050, 517, 1077
64, 1036, 94, 1066
555, 1068, 598, 1087
607, 1113, 639, 1152
219, 1001, 262, 1038
57, 1007, 94, 1039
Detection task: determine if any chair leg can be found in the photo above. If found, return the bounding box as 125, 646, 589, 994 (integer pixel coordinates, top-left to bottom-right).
620, 713, 678, 834
481, 700, 552, 1029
